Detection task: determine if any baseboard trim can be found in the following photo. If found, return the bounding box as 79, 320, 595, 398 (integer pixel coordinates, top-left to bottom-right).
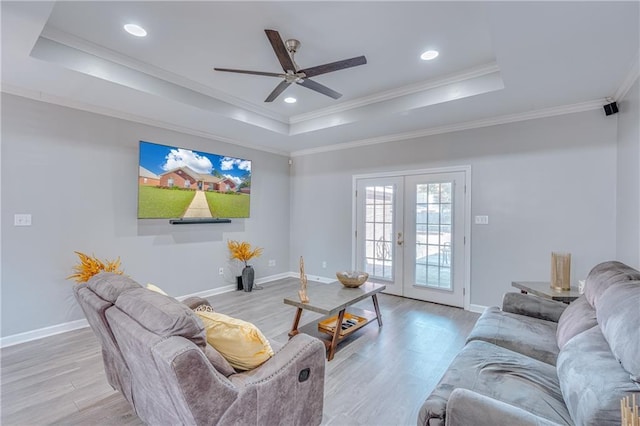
276, 271, 335, 284
469, 304, 488, 313
175, 284, 236, 301
255, 272, 293, 285
0, 319, 89, 348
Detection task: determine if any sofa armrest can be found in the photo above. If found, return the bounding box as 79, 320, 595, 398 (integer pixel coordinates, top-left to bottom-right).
445, 389, 562, 426
502, 292, 567, 322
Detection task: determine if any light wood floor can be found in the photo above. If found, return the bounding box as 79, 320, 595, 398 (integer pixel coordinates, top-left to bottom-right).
1, 278, 479, 425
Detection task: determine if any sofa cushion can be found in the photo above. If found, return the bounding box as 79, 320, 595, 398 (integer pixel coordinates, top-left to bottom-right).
195, 310, 274, 371
584, 261, 640, 307
556, 295, 597, 349
595, 281, 640, 382
87, 272, 140, 302
466, 306, 559, 365
115, 287, 207, 349
418, 340, 572, 426
557, 326, 640, 426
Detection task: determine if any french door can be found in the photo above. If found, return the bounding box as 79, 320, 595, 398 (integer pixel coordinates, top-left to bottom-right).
354, 170, 468, 308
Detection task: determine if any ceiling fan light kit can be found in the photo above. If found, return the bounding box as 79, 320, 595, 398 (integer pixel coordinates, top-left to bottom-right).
214, 29, 367, 102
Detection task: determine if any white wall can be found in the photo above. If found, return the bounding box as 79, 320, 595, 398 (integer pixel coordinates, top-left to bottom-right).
616, 77, 640, 268
290, 110, 618, 307
1, 94, 291, 337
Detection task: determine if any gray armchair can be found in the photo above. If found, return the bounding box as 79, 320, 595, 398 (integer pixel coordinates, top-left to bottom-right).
74, 273, 326, 425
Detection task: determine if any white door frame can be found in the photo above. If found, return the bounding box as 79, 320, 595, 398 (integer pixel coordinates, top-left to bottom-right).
352, 165, 471, 310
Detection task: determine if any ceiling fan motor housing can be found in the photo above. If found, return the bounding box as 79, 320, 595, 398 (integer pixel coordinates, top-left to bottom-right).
285, 39, 300, 54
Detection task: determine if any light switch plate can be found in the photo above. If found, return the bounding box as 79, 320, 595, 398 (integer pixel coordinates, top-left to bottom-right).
14, 214, 32, 226
474, 215, 489, 225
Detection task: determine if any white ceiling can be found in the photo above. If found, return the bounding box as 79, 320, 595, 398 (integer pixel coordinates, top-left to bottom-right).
2, 1, 638, 155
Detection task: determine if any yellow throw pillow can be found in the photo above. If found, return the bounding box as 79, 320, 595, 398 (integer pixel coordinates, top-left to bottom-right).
146, 283, 168, 296
195, 311, 274, 371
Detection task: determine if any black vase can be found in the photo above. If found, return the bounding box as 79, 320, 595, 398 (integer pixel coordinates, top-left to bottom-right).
242, 265, 255, 292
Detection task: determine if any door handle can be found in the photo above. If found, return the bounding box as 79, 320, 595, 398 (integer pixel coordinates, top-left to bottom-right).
397, 232, 404, 246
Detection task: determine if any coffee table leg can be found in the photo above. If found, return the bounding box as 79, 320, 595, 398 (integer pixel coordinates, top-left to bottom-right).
327, 309, 346, 361
372, 294, 383, 327
288, 308, 303, 338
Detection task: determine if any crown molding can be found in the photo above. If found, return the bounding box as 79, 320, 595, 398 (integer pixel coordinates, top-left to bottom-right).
1, 84, 289, 157
290, 99, 604, 157
614, 51, 640, 101
40, 26, 288, 124
289, 62, 500, 124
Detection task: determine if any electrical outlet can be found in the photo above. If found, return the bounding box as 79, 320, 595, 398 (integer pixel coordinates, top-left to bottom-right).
322, 261, 327, 269
474, 215, 489, 225
218, 267, 224, 275
268, 259, 276, 267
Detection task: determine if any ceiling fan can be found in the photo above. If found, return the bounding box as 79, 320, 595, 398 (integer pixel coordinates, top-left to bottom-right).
214, 29, 367, 102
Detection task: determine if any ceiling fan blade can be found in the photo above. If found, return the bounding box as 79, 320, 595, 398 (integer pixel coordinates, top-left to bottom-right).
297, 78, 342, 99
264, 29, 296, 72
300, 56, 367, 78
265, 80, 292, 102
214, 68, 284, 78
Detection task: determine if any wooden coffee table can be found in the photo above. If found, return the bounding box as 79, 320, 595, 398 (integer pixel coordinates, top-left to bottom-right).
284, 282, 386, 361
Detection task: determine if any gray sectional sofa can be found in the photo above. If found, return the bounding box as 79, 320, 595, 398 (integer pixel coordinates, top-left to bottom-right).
418, 261, 640, 426
74, 273, 326, 425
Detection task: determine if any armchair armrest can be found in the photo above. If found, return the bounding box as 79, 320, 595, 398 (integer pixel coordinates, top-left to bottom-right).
502, 292, 567, 322
445, 389, 562, 426
231, 333, 325, 385
227, 333, 326, 425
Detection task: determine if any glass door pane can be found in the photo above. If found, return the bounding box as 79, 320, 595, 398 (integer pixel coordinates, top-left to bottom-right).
404, 171, 465, 307
415, 182, 452, 289
364, 185, 394, 280
356, 177, 404, 296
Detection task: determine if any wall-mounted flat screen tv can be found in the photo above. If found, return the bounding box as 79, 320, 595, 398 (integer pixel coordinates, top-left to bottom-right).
138, 140, 251, 219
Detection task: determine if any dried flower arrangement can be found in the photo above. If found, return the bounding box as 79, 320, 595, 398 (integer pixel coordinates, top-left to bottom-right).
227, 240, 263, 267
67, 251, 124, 283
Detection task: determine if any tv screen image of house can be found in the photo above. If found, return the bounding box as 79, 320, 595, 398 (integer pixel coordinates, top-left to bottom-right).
138, 141, 251, 219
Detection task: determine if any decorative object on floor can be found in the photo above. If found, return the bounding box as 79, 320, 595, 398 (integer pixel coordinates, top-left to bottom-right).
67, 251, 123, 283
227, 240, 263, 292
551, 252, 571, 290
236, 275, 243, 291
336, 271, 369, 288
242, 265, 255, 292
621, 394, 639, 426
298, 256, 309, 303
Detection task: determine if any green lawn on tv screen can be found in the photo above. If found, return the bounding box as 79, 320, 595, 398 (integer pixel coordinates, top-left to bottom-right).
205, 192, 250, 218
138, 186, 196, 218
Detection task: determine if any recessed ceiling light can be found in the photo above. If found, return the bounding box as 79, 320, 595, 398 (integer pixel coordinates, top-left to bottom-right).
420, 50, 439, 61
284, 97, 297, 104
124, 24, 147, 37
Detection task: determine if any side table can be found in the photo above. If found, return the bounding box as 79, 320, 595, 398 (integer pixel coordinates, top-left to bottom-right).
511, 281, 581, 304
